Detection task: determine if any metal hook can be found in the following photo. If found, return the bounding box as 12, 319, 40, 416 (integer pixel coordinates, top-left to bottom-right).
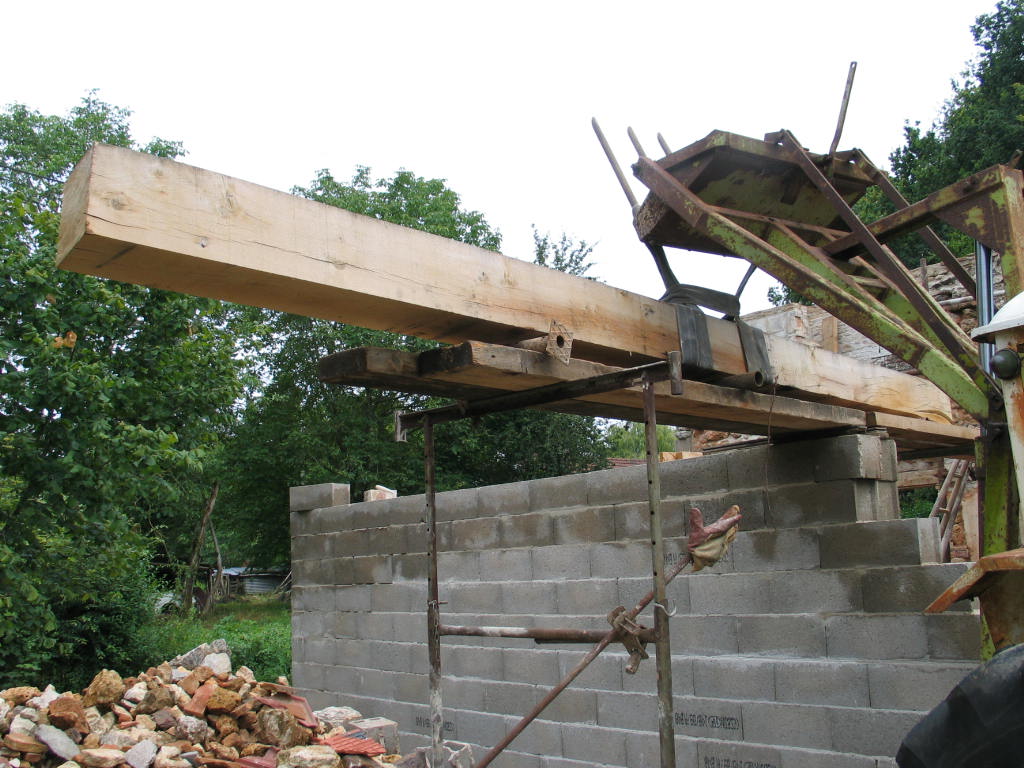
655, 599, 677, 618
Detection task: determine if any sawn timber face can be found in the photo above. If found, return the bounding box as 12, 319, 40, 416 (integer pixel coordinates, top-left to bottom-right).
58, 144, 951, 421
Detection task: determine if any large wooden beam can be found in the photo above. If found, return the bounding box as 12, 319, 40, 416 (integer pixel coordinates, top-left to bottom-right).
57, 144, 952, 422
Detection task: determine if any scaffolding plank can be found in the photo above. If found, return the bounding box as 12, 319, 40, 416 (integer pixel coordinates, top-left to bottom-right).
58, 144, 953, 422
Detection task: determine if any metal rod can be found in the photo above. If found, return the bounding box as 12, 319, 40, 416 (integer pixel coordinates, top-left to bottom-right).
440, 624, 655, 644
643, 375, 677, 767
656, 133, 672, 156
627, 126, 648, 158
977, 241, 995, 375
474, 547, 698, 768
734, 262, 758, 299
592, 117, 639, 210
829, 61, 857, 156
424, 418, 444, 767
398, 359, 671, 435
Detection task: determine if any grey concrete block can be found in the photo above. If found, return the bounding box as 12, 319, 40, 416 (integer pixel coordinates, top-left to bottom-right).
501, 580, 559, 614
617, 576, 691, 618
624, 730, 660, 768
439, 551, 481, 581
926, 612, 981, 659
829, 706, 923, 757
499, 512, 554, 549
371, 582, 426, 613
479, 480, 530, 516
768, 569, 863, 613
672, 615, 738, 655
290, 483, 350, 513
692, 656, 775, 702
436, 487, 480, 522
695, 741, 783, 768
335, 585, 372, 612
502, 648, 559, 684
731, 527, 821, 572
543, 687, 598, 724
351, 554, 392, 584
483, 680, 541, 716
559, 650, 622, 692
826, 614, 929, 660
690, 573, 772, 615
394, 553, 429, 581
738, 614, 826, 657
767, 480, 867, 528
783, 745, 878, 768
812, 434, 894, 482
743, 700, 832, 749
560, 723, 627, 765
553, 507, 616, 546
589, 542, 649, 578
861, 563, 970, 614
915, 516, 942, 564
774, 659, 870, 707
447, 709, 509, 753
867, 661, 974, 711
819, 519, 928, 569
450, 516, 502, 551
586, 464, 647, 506
479, 548, 531, 581
529, 473, 587, 512
594, 689, 658, 730
672, 696, 744, 741
446, 646, 502, 680
556, 578, 619, 615
662, 451, 729, 496
393, 612, 426, 643
443, 582, 503, 614
532, 544, 593, 580
304, 638, 337, 666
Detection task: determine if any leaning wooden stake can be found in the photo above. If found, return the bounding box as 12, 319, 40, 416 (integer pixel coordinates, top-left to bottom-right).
180, 482, 219, 615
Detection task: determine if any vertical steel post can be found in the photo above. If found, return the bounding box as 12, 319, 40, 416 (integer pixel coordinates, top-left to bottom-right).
643, 375, 676, 767
976, 241, 995, 375
424, 417, 444, 766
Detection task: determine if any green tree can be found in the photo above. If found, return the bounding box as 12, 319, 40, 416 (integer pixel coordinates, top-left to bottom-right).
532, 226, 594, 277
214, 169, 608, 564
0, 95, 244, 686
605, 421, 676, 458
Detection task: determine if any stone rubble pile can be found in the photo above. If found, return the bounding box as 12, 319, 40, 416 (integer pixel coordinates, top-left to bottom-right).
0, 642, 470, 768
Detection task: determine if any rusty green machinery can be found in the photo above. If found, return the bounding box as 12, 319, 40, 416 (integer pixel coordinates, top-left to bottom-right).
606, 125, 1024, 568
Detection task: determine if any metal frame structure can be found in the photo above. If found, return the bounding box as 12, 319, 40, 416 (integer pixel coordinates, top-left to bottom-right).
393, 352, 741, 768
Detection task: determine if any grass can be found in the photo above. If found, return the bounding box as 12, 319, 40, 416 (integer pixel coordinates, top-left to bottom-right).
142, 595, 291, 682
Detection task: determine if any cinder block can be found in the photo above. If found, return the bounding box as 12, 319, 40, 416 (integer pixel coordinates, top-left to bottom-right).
371, 582, 426, 613
589, 542, 648, 578
812, 434, 891, 482
445, 646, 501, 680
479, 481, 530, 517
499, 512, 554, 549
351, 555, 392, 584
556, 578, 618, 615
529, 474, 587, 512
390, 671, 426, 703
290, 483, 350, 513
304, 638, 337, 667
695, 740, 782, 768
436, 487, 480, 522
478, 549, 531, 581
393, 612, 426, 643
743, 700, 832, 749
349, 717, 399, 753
506, 716, 560, 758
671, 615, 738, 655
767, 480, 865, 528
532, 544, 592, 580
560, 723, 627, 765
444, 582, 503, 614
867, 661, 973, 711
689, 573, 772, 615
661, 452, 729, 497
439, 551, 481, 582
773, 659, 870, 707
925, 612, 981, 659
617, 576, 691, 618
559, 650, 622, 692
915, 516, 942, 564
692, 656, 774, 702
542, 687, 598, 724
819, 519, 929, 569
483, 680, 540, 716
449, 517, 502, 551
861, 563, 971, 613
447, 709, 508, 752
738, 614, 826, 657
672, 696, 744, 741
586, 464, 647, 506
394, 553, 429, 581
826, 614, 928, 660
767, 569, 862, 613
704, 488, 768, 532
501, 580, 559, 614
829, 706, 923, 757
502, 648, 559, 684
552, 507, 616, 546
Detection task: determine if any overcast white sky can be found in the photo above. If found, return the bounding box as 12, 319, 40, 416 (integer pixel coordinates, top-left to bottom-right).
0, 0, 998, 314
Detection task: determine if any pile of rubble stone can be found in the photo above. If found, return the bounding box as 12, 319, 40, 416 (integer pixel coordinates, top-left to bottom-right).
0, 642, 469, 768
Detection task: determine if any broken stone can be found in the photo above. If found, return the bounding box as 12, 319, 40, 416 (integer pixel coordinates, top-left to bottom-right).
8, 715, 38, 736
3, 733, 45, 753
124, 740, 157, 768
55, 761, 80, 768
34, 724, 80, 761
198, 655, 231, 678
153, 746, 189, 768
82, 672, 124, 709
207, 743, 238, 762
26, 687, 59, 711
235, 668, 256, 685
1, 689, 41, 707
167, 646, 213, 672
340, 758, 378, 768
312, 708, 362, 732
209, 716, 236, 738
76, 749, 125, 768
173, 718, 207, 746
154, 665, 172, 685
150, 710, 176, 733
135, 689, 174, 718
204, 688, 239, 715
122, 685, 147, 707
190, 668, 213, 686
348, 718, 398, 755
254, 709, 309, 749
277, 745, 340, 768
46, 698, 88, 735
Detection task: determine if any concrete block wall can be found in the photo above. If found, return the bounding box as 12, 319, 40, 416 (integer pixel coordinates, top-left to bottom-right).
290, 433, 979, 767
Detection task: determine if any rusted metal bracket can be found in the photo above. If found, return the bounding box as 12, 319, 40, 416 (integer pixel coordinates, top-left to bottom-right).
607, 605, 650, 674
